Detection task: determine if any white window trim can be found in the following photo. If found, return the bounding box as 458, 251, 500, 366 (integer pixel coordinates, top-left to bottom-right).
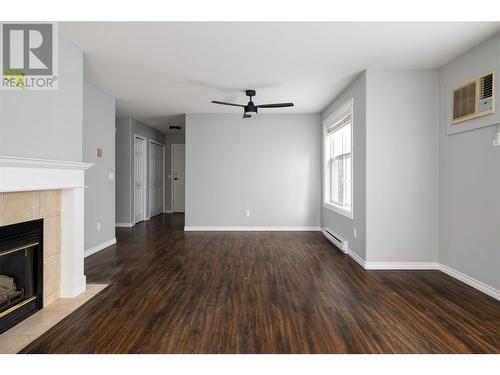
323, 98, 354, 220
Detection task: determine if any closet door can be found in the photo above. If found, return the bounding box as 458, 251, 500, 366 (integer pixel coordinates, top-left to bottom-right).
134, 136, 146, 223
157, 144, 164, 214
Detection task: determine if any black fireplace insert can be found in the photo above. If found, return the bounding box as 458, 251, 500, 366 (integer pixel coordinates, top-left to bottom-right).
0, 219, 43, 334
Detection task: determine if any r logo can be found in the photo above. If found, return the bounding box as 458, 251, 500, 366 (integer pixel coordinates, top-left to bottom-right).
2, 23, 53, 75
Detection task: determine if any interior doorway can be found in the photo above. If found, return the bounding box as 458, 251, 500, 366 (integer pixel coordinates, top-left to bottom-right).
134, 135, 147, 224
172, 143, 185, 213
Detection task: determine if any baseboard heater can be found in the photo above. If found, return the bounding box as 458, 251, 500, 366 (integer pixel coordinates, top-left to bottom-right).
321, 227, 348, 253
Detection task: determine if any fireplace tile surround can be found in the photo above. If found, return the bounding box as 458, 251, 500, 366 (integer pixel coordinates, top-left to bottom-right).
0, 190, 62, 307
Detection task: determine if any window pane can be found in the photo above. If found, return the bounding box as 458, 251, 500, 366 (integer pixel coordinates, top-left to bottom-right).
331, 123, 352, 158
344, 123, 351, 154
331, 159, 338, 203
332, 126, 344, 157
344, 155, 351, 207
332, 158, 344, 205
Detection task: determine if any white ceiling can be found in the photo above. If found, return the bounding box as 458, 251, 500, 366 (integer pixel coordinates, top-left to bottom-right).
60, 22, 500, 133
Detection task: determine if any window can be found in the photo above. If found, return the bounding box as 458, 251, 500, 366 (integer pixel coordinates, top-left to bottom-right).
323, 100, 353, 219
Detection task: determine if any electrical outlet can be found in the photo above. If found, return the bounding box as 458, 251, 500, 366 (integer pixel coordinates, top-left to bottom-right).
493, 132, 500, 147
353, 228, 357, 239
97, 221, 101, 231
245, 209, 250, 217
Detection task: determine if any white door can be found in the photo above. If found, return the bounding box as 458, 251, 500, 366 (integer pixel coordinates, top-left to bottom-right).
134, 136, 147, 224
149, 141, 165, 217
172, 144, 185, 212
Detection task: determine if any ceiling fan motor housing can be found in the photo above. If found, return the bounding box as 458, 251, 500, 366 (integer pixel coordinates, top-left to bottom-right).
245, 102, 258, 116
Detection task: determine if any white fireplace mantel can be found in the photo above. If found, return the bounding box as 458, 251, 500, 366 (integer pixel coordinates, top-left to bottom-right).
0, 155, 93, 193
0, 155, 93, 298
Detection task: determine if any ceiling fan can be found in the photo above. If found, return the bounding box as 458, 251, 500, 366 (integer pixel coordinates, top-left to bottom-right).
212, 90, 294, 118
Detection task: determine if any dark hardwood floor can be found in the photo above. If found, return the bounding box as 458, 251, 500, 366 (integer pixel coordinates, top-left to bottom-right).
21, 214, 500, 353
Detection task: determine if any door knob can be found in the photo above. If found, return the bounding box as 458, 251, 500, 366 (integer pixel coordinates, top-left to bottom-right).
174, 178, 178, 180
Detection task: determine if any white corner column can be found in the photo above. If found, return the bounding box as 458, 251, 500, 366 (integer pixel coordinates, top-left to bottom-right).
60, 187, 87, 297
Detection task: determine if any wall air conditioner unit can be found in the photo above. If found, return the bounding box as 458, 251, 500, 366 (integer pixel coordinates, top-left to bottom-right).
321, 227, 348, 253
452, 72, 495, 124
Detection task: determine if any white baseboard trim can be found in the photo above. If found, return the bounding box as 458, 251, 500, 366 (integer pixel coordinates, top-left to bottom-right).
364, 262, 438, 270
438, 263, 500, 301
319, 230, 498, 300
164, 210, 173, 213
116, 222, 134, 227
346, 249, 366, 268
345, 253, 498, 300
184, 226, 321, 232
84, 238, 117, 258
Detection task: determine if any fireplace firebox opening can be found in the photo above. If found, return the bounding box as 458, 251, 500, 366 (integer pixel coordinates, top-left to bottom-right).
0, 219, 43, 334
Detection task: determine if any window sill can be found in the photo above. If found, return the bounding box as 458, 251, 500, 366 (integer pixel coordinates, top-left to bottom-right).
323, 202, 353, 220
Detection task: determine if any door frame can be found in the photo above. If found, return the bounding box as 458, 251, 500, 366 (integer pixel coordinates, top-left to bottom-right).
133, 134, 148, 224
171, 143, 185, 213
148, 139, 166, 218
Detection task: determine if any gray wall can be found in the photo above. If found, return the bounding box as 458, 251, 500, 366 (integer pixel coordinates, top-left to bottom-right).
321, 72, 367, 259
115, 118, 133, 224
439, 34, 500, 289
164, 132, 186, 211
83, 82, 116, 250
365, 69, 439, 263
0, 36, 83, 161
185, 113, 321, 228
321, 69, 439, 264
115, 117, 166, 224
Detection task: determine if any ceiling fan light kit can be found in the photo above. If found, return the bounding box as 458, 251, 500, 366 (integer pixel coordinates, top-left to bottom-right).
212, 89, 294, 119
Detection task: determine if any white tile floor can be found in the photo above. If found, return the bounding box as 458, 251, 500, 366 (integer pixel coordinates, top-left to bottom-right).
0, 283, 108, 354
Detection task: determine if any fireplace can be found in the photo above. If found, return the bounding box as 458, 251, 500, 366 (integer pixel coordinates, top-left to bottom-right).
0, 219, 43, 334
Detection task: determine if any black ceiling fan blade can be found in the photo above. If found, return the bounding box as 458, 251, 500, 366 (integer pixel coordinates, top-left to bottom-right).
257, 103, 294, 108
211, 100, 245, 107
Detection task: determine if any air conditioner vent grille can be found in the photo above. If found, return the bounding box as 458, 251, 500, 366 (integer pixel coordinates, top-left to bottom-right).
480, 73, 493, 100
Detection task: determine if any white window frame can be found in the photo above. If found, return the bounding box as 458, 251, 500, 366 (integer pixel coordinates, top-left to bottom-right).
323, 98, 354, 220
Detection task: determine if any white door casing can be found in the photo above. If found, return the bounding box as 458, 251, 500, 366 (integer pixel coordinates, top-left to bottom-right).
172, 144, 185, 213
